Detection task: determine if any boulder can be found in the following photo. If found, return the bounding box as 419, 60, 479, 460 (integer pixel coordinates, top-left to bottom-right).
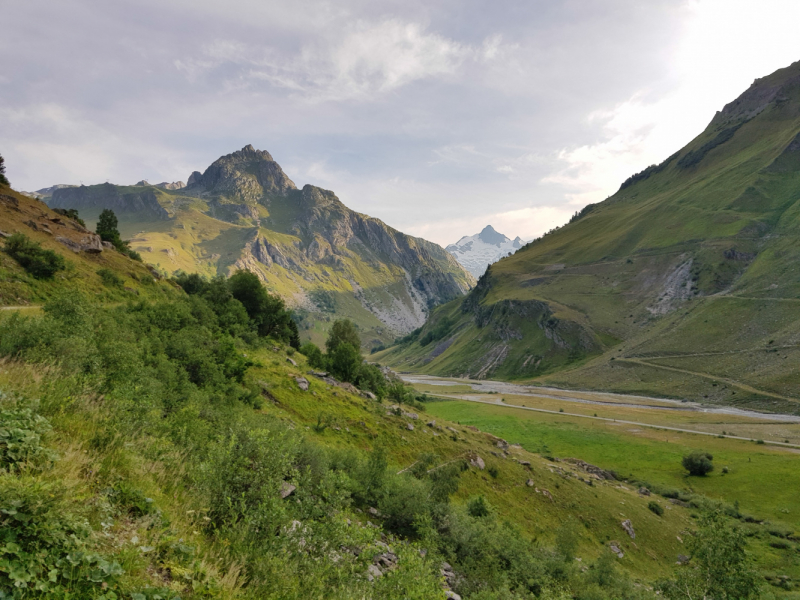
621, 519, 635, 539
56, 234, 104, 253
366, 564, 383, 582
427, 420, 436, 427
609, 543, 624, 558
470, 455, 485, 470
496, 439, 509, 450
280, 482, 296, 499
295, 377, 309, 391
638, 487, 651, 496
526, 479, 534, 487
361, 390, 377, 400
286, 357, 298, 367
406, 423, 415, 431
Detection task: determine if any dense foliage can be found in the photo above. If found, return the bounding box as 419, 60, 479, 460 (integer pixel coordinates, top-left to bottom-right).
682, 451, 714, 476
95, 209, 142, 262
3, 233, 66, 279
0, 154, 9, 187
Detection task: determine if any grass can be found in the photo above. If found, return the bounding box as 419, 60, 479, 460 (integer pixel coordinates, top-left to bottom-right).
380, 62, 800, 412
422, 398, 800, 587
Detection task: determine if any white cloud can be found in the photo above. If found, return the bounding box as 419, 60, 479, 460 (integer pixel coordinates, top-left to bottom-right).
546, 0, 800, 209
177, 18, 499, 102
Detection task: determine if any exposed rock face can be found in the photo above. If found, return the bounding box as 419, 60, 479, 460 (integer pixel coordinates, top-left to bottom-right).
51, 184, 169, 220
193, 144, 297, 200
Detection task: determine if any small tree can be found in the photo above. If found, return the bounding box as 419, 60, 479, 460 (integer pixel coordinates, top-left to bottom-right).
682, 451, 714, 476
328, 342, 361, 383
96, 209, 122, 246
325, 319, 361, 353
0, 153, 9, 186
659, 507, 759, 600
4, 233, 66, 279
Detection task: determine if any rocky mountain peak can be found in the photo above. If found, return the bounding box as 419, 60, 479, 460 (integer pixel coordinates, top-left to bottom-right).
191, 144, 297, 201
478, 225, 510, 247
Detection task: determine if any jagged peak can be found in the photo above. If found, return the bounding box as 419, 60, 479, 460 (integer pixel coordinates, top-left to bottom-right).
478, 225, 510, 246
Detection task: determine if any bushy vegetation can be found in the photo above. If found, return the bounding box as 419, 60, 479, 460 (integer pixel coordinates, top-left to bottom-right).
0, 290, 673, 600
95, 208, 142, 262
677, 122, 745, 169
0, 154, 9, 187
682, 451, 714, 476
3, 233, 66, 279
52, 208, 86, 228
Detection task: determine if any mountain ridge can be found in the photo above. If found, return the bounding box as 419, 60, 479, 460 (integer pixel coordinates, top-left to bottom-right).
42, 145, 475, 348
380, 59, 800, 414
446, 224, 525, 277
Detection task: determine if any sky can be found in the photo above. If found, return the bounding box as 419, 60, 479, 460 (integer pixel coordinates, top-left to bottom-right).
3, 0, 800, 246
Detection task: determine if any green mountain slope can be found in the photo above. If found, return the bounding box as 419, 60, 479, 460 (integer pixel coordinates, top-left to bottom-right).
380, 60, 800, 414
47, 145, 475, 349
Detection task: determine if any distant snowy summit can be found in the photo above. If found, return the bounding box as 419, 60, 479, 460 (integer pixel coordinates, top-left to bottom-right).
446, 225, 525, 277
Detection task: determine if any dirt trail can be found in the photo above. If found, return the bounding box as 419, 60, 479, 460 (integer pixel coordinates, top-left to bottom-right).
0, 305, 41, 310
617, 358, 799, 405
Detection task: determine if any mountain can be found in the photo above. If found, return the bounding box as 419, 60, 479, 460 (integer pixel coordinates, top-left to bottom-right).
380, 60, 800, 414
46, 145, 475, 348
446, 225, 525, 277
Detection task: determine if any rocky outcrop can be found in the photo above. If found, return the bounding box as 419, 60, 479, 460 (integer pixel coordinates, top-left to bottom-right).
51, 184, 169, 220
55, 234, 104, 253
191, 144, 297, 201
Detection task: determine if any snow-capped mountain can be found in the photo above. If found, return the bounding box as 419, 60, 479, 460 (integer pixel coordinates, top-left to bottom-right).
446, 225, 526, 277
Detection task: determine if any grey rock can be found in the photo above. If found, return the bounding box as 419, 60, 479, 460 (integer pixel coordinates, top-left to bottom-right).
621, 519, 635, 539
526, 479, 534, 487
286, 357, 298, 367
406, 423, 415, 431
366, 564, 383, 581
470, 456, 485, 470
427, 420, 436, 427
609, 543, 624, 558
280, 482, 296, 499
55, 234, 104, 253
361, 390, 377, 400
638, 487, 651, 496
295, 377, 309, 391
445, 592, 462, 600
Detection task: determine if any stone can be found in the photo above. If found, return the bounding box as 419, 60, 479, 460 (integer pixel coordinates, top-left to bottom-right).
609, 543, 624, 558
526, 479, 534, 487
367, 507, 380, 516
406, 423, 414, 431
496, 439, 509, 450
519, 460, 531, 467
366, 564, 383, 581
427, 420, 436, 427
402, 411, 419, 420
0, 230, 9, 238
470, 456, 485, 470
677, 554, 690, 565
280, 482, 296, 499
445, 592, 462, 600
361, 390, 377, 400
621, 519, 635, 539
286, 357, 298, 367
295, 377, 309, 391
638, 487, 651, 496
55, 234, 104, 253
102, 241, 114, 250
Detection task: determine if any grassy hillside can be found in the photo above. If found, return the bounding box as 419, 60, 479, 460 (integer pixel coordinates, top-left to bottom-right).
380, 60, 800, 414
45, 146, 474, 350
0, 188, 177, 306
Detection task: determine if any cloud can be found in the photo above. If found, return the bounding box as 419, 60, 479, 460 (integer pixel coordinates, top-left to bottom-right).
176, 18, 497, 102
545, 0, 800, 209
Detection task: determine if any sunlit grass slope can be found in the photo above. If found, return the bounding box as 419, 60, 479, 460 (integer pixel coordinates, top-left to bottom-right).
381, 60, 800, 414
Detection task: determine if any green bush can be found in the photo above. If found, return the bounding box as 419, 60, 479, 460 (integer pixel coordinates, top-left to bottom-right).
3, 233, 66, 279
0, 408, 56, 472
0, 478, 123, 598
648, 501, 664, 516
96, 268, 123, 288
299, 342, 326, 370
682, 451, 714, 476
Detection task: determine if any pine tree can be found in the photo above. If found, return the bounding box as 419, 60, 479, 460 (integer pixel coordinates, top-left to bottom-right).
0, 154, 9, 186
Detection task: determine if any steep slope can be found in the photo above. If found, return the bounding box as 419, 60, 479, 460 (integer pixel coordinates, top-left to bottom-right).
0, 186, 174, 305
44, 145, 475, 348
381, 60, 800, 414
446, 225, 526, 277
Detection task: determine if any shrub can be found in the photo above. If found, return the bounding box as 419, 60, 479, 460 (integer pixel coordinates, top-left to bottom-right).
299, 342, 326, 370
52, 208, 86, 228
0, 154, 8, 186
3, 233, 66, 279
325, 319, 361, 353
487, 465, 499, 479
467, 495, 491, 518
97, 268, 123, 288
328, 343, 361, 383
0, 407, 57, 472
682, 451, 714, 476
648, 501, 664, 516
0, 478, 123, 597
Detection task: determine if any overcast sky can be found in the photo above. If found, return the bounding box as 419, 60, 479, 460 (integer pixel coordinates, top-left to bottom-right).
3, 0, 800, 245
